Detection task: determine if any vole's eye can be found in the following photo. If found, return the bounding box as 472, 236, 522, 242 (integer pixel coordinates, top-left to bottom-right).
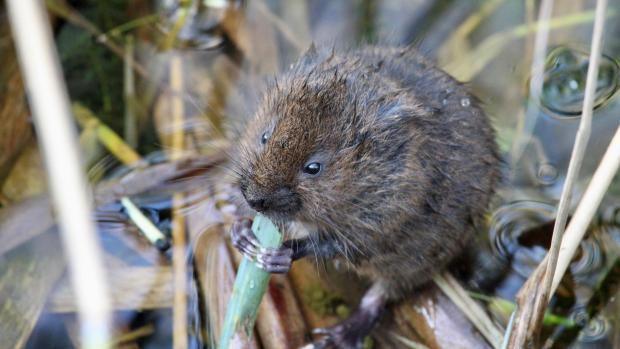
261, 132, 269, 144
303, 162, 322, 175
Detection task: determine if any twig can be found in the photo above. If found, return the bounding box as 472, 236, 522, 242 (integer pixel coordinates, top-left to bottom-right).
170, 54, 189, 349
433, 272, 503, 348
507, 0, 609, 347
124, 35, 138, 148
105, 14, 161, 39
6, 1, 111, 348
121, 197, 169, 250
111, 325, 155, 346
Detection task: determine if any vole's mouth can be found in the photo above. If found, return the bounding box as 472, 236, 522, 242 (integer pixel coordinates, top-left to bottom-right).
258, 207, 301, 223
240, 185, 302, 219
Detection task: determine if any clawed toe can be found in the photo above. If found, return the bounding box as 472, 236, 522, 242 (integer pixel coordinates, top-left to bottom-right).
231, 219, 293, 273
256, 248, 293, 273
310, 324, 366, 349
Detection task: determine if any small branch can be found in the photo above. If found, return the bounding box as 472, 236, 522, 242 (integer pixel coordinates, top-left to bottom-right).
6, 1, 111, 348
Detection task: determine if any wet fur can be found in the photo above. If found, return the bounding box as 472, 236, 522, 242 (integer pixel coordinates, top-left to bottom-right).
235, 45, 500, 299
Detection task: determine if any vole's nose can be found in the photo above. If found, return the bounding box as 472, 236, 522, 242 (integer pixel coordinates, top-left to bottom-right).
243, 186, 300, 214
247, 197, 268, 211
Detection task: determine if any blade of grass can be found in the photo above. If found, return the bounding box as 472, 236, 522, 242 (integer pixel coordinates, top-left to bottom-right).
219, 214, 283, 349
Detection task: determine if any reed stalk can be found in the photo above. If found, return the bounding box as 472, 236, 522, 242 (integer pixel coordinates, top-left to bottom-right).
219, 214, 283, 349
6, 1, 111, 347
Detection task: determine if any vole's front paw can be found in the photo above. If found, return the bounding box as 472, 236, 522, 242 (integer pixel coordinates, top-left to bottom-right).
311, 323, 366, 349
231, 219, 293, 273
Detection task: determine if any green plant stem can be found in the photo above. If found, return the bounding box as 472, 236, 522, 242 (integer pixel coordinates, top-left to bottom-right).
469, 293, 575, 328
219, 214, 283, 349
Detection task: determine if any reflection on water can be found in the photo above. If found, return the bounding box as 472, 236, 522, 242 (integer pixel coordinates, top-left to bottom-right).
512, 45, 620, 201
541, 46, 619, 116
157, 0, 242, 50
488, 200, 620, 347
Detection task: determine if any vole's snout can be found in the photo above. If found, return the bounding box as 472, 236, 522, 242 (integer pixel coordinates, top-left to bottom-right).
242, 184, 301, 216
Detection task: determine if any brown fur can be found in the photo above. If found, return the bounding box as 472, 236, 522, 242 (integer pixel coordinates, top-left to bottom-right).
235, 45, 500, 299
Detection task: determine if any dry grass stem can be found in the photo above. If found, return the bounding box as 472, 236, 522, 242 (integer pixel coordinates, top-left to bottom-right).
390, 332, 431, 349
170, 54, 189, 349
433, 272, 503, 348
6, 1, 112, 347
510, 0, 555, 168
544, 0, 608, 302
124, 35, 138, 148
121, 197, 167, 247
551, 126, 620, 292
72, 103, 142, 166
507, 0, 609, 346
444, 9, 609, 81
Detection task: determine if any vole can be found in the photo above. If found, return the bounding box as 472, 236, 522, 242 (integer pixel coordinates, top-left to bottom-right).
231, 45, 500, 348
